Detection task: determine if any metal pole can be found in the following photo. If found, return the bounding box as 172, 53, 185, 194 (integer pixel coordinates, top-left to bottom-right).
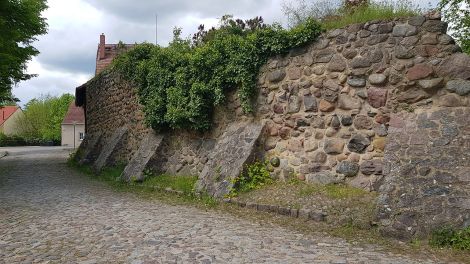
155, 14, 158, 45
73, 121, 76, 149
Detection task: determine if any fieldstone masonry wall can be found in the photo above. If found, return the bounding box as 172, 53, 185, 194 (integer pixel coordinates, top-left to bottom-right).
79, 72, 150, 165
77, 14, 470, 239
145, 90, 247, 177
377, 108, 470, 239
255, 15, 470, 192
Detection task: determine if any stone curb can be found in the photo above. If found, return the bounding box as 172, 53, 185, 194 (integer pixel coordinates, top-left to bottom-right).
0, 151, 7, 159
223, 198, 327, 222
148, 185, 185, 196
133, 185, 327, 222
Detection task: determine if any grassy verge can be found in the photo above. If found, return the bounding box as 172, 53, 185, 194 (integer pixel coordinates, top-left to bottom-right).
67, 156, 218, 208
234, 180, 377, 229
141, 173, 198, 194
295, 180, 371, 199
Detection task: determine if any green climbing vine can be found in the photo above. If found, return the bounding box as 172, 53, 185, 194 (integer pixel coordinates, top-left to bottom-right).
112, 15, 323, 131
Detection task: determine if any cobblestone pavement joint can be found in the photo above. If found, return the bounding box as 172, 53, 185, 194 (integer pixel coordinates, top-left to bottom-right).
0, 147, 446, 263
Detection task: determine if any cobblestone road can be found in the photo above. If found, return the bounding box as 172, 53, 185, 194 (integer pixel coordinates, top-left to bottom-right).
0, 147, 448, 263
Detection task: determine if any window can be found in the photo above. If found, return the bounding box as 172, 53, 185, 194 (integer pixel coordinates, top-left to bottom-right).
79, 132, 85, 140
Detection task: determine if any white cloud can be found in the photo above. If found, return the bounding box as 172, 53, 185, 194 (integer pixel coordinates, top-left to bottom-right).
13, 59, 90, 106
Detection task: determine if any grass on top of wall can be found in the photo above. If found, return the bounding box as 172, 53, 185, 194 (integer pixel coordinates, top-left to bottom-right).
322, 1, 420, 30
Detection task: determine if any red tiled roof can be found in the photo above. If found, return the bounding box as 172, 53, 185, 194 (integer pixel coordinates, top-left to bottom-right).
62, 102, 85, 124
95, 43, 135, 75
0, 106, 20, 126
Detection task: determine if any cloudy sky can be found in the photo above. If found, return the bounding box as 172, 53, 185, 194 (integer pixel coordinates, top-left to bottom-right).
13, 0, 438, 105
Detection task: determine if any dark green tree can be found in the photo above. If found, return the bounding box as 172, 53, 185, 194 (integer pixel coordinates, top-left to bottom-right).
440, 0, 470, 54
0, 90, 19, 106
0, 0, 48, 103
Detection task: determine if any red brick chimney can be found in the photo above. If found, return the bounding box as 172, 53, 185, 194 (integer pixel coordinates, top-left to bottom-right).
99, 33, 105, 60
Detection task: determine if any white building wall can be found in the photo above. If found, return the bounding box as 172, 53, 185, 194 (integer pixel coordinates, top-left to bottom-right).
61, 124, 85, 148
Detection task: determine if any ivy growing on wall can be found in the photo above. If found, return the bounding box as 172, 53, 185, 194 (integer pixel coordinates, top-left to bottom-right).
113, 16, 323, 131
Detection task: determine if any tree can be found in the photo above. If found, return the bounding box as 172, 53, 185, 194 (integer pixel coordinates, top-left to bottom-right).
0, 0, 48, 102
15, 94, 74, 143
439, 0, 470, 54
0, 90, 19, 106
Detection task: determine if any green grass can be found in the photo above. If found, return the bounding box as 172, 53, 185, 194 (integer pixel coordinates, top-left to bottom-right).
142, 174, 198, 194
293, 180, 370, 199
100, 165, 126, 181
67, 155, 218, 208
66, 154, 124, 182
229, 161, 273, 197
322, 1, 420, 30
430, 226, 470, 251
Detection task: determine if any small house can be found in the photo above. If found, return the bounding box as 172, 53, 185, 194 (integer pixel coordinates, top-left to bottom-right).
61, 102, 85, 148
0, 106, 23, 136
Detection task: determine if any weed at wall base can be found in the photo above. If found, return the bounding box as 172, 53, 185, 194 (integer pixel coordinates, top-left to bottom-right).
430, 226, 470, 251
229, 161, 273, 197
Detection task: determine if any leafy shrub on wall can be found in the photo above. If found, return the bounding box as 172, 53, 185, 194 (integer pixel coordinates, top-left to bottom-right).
113, 16, 322, 131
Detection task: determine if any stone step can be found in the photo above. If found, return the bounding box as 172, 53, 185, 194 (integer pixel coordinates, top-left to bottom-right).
121, 132, 164, 182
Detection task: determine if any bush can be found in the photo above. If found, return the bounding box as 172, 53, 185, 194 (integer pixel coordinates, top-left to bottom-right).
430, 226, 470, 250
113, 16, 322, 132
0, 132, 45, 147
230, 161, 273, 196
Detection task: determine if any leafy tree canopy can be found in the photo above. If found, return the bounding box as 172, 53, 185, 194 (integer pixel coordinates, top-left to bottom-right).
15, 94, 74, 143
0, 0, 48, 102
440, 0, 470, 54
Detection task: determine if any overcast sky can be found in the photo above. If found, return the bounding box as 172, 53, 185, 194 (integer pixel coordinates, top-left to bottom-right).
13, 0, 438, 105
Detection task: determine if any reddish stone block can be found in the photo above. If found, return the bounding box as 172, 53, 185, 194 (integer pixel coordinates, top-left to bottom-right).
406, 64, 434, 80
375, 113, 391, 124
319, 99, 335, 112
367, 88, 388, 108
389, 114, 405, 128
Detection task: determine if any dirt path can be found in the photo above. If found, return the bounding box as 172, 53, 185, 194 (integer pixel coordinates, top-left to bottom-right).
0, 147, 445, 263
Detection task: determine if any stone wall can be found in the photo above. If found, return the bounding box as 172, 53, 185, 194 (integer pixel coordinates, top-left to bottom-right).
146, 90, 248, 177
377, 108, 470, 239
77, 14, 470, 238
79, 71, 150, 165
79, 73, 248, 172
254, 15, 470, 191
